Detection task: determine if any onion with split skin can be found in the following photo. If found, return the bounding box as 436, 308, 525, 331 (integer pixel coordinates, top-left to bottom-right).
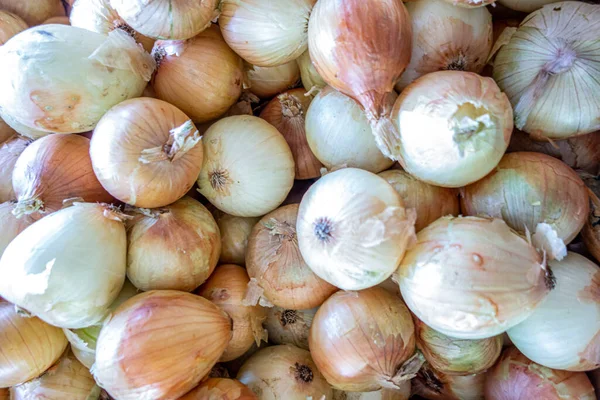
212, 210, 259, 266
180, 378, 257, 400
412, 364, 485, 400
297, 50, 326, 93
0, 134, 31, 203
246, 61, 301, 99
0, 0, 65, 26
0, 201, 35, 259
333, 386, 410, 400
0, 11, 27, 45
264, 306, 317, 350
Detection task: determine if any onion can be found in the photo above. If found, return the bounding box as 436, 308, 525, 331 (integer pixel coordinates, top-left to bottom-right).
0, 300, 68, 388
127, 197, 220, 291
412, 364, 485, 400
12, 134, 113, 218
0, 118, 14, 144
378, 169, 460, 232
197, 115, 295, 217
246, 61, 301, 99
485, 347, 596, 400
237, 344, 332, 399
260, 88, 322, 180
0, 134, 30, 203
0, 202, 127, 329
441, 0, 495, 7
0, 0, 65, 26
305, 86, 394, 174
197, 264, 267, 362
245, 204, 337, 309
497, 0, 559, 13
0, 201, 34, 259
152, 26, 244, 124
0, 11, 27, 45
397, 216, 551, 339
583, 188, 600, 263
507, 252, 600, 371
333, 387, 410, 400
297, 168, 416, 290
42, 16, 70, 25
308, 0, 411, 160
493, 2, 600, 140
297, 50, 326, 93
395, 0, 492, 91
392, 71, 513, 187
0, 389, 6, 400
264, 306, 317, 350
212, 210, 259, 266
0, 25, 154, 134
90, 97, 204, 208
180, 378, 257, 400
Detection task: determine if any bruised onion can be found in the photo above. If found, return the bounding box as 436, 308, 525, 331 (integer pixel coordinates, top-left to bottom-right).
0, 0, 65, 25
0, 11, 27, 45
297, 50, 326, 93
213, 211, 259, 266
0, 134, 30, 203
246, 61, 301, 99
333, 387, 410, 400
264, 306, 317, 350
0, 201, 34, 259
413, 365, 485, 400
180, 378, 257, 400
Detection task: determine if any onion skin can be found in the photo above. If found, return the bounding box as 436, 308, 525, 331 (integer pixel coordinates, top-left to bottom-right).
297, 50, 326, 93
0, 201, 35, 259
333, 387, 410, 400
264, 306, 317, 350
246, 61, 301, 99
0, 134, 30, 203
93, 290, 232, 400
213, 211, 259, 266
0, 0, 65, 26
180, 378, 257, 400
412, 365, 485, 400
309, 287, 417, 392
485, 347, 596, 400
497, 0, 559, 13
583, 188, 600, 263
0, 11, 27, 45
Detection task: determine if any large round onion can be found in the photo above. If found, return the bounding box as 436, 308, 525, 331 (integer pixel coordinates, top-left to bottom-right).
93, 290, 231, 400
180, 378, 257, 400
197, 115, 295, 217
0, 11, 27, 45
0, 134, 30, 203
0, 201, 34, 259
90, 97, 204, 208
264, 306, 317, 350
397, 216, 551, 339
0, 0, 65, 25
297, 168, 416, 290
212, 210, 259, 266
412, 364, 485, 400
0, 25, 154, 134
247, 61, 301, 99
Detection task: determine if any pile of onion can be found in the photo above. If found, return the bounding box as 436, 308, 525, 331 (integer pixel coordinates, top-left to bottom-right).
212, 210, 259, 266
264, 306, 317, 350
180, 378, 257, 400
0, 0, 65, 25
296, 51, 326, 93
0, 11, 27, 45
246, 61, 300, 99
0, 134, 30, 203
412, 364, 485, 400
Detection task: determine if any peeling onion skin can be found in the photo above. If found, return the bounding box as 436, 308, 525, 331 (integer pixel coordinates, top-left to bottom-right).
0, 134, 31, 203
264, 306, 317, 350
0, 201, 35, 260
412, 364, 485, 400
180, 378, 257, 400
246, 61, 301, 99
0, 0, 65, 26
484, 347, 596, 400
0, 11, 27, 45
333, 386, 410, 400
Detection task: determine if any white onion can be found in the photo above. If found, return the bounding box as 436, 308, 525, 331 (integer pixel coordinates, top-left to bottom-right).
246, 61, 301, 99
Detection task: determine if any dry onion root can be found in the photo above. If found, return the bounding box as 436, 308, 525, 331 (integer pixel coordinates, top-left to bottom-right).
0, 134, 31, 203
412, 364, 486, 400
264, 306, 317, 350
246, 61, 301, 99
0, 11, 27, 45
180, 378, 257, 400
0, 0, 65, 26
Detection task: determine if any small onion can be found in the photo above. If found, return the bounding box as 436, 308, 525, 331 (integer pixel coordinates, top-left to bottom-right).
333, 387, 410, 400
583, 188, 600, 263
93, 290, 232, 400
90, 97, 204, 208
397, 216, 551, 339
497, 0, 561, 13
246, 61, 301, 99
0, 134, 30, 203
127, 197, 221, 292
392, 71, 513, 187
197, 115, 295, 217
245, 204, 337, 309
0, 0, 65, 26
485, 347, 595, 400
305, 86, 394, 174
264, 306, 317, 350
0, 11, 27, 45
412, 365, 485, 400
0, 201, 34, 259
297, 50, 326, 93
297, 168, 416, 290
237, 344, 332, 400
0, 300, 68, 388
212, 210, 259, 266
180, 378, 257, 400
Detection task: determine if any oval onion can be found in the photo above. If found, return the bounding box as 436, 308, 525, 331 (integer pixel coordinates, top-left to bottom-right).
197, 115, 295, 217
180, 378, 257, 400
0, 134, 30, 203
0, 11, 27, 45
246, 61, 301, 99
297, 50, 326, 93
264, 306, 317, 350
0, 201, 34, 259
93, 290, 231, 400
213, 210, 259, 266
497, 0, 563, 13
333, 387, 410, 400
412, 365, 485, 400
0, 0, 64, 26
397, 216, 551, 339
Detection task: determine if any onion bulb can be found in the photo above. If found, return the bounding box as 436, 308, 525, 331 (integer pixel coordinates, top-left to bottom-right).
0, 0, 65, 26
0, 202, 127, 329
152, 25, 244, 123
198, 264, 267, 362
246, 61, 301, 99
583, 188, 600, 263
397, 216, 551, 339
90, 97, 204, 208
379, 169, 460, 232
0, 134, 30, 203
0, 300, 68, 388
305, 86, 394, 174
197, 115, 295, 217
485, 347, 595, 400
237, 344, 332, 399
0, 201, 34, 259
93, 290, 231, 400
507, 252, 600, 371
297, 168, 416, 290
308, 0, 411, 160
497, 0, 561, 13
333, 387, 410, 400
264, 306, 317, 350
0, 11, 27, 45
127, 197, 220, 292
392, 71, 513, 187
180, 378, 257, 400
297, 50, 326, 93
395, 0, 492, 91
0, 25, 154, 134
212, 210, 259, 266
412, 364, 485, 400
494, 2, 600, 139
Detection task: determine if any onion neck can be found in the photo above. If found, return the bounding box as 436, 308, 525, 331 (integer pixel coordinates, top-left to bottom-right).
362, 91, 400, 161
386, 351, 426, 389
12, 198, 44, 218
139, 120, 201, 164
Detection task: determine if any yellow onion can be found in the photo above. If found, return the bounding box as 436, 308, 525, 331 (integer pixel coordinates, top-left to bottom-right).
246, 61, 301, 99
224, 341, 267, 378
412, 364, 485, 400
507, 252, 600, 371
309, 287, 419, 391
0, 300, 68, 388
237, 344, 332, 399
0, 202, 127, 329
305, 86, 394, 174
42, 16, 70, 25
260, 88, 322, 180
485, 347, 595, 400
90, 97, 204, 208
0, 118, 14, 144
110, 0, 218, 40
297, 168, 416, 290
0, 11, 27, 45
245, 204, 337, 309
494, 2, 600, 140
197, 115, 295, 217
0, 389, 6, 400
297, 50, 326, 93
0, 134, 30, 203
395, 0, 492, 91
93, 290, 231, 400
397, 216, 551, 340
308, 0, 411, 160
378, 169, 460, 232
0, 26, 154, 134
264, 306, 317, 350
152, 26, 244, 123
590, 369, 600, 396
0, 0, 65, 26
127, 197, 220, 292
392, 71, 513, 187
440, 0, 495, 7
497, 0, 561, 13
583, 188, 600, 263
333, 387, 410, 400
180, 378, 257, 400
0, 201, 34, 259
198, 264, 267, 362
212, 210, 259, 266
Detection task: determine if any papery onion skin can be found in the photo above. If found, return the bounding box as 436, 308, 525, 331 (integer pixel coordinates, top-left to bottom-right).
497, 0, 561, 13
93, 290, 232, 400
0, 300, 68, 388
0, 201, 34, 259
152, 26, 244, 123
0, 134, 30, 203
392, 70, 513, 187
412, 364, 485, 400
0, 11, 27, 45
264, 306, 317, 350
180, 378, 257, 400
397, 216, 550, 340
297, 50, 326, 93
90, 97, 204, 208
0, 0, 65, 26
485, 347, 595, 400
507, 252, 600, 371
246, 61, 301, 99
213, 211, 259, 266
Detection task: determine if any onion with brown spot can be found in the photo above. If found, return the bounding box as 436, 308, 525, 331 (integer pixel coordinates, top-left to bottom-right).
412, 364, 485, 400
0, 134, 30, 203
264, 306, 317, 350
180, 378, 257, 400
